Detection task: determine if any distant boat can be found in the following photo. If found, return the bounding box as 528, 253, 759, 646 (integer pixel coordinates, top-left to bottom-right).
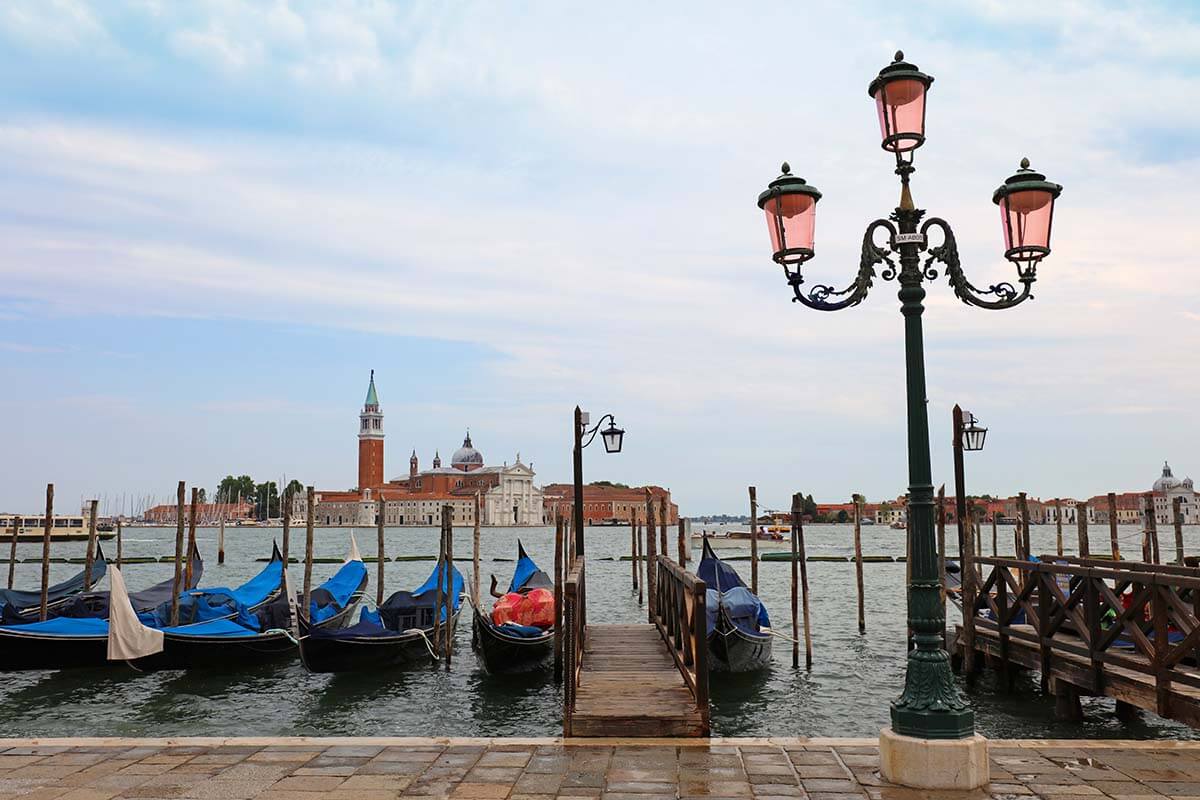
472, 542, 555, 674
861, 517, 877, 526
890, 521, 906, 530
698, 538, 772, 672
727, 529, 784, 541
0, 513, 116, 543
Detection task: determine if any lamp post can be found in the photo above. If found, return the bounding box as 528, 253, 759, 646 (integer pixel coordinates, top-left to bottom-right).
953, 406, 987, 558
755, 51, 1062, 774
572, 406, 625, 557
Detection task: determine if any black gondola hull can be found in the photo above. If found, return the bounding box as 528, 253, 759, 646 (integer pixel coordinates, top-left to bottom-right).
299, 610, 460, 673
707, 607, 772, 673
0, 630, 106, 671
471, 609, 552, 674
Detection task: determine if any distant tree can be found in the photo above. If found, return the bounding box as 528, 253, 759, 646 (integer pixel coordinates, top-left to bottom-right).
282, 479, 305, 507
197, 488, 207, 505
836, 509, 849, 523
591, 480, 631, 489
216, 475, 256, 505
253, 481, 280, 521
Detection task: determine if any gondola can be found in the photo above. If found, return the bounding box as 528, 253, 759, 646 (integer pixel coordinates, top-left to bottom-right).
0, 544, 202, 625
0, 543, 110, 621
471, 541, 555, 674
0, 544, 281, 671
130, 543, 368, 671
698, 537, 773, 672
299, 560, 464, 673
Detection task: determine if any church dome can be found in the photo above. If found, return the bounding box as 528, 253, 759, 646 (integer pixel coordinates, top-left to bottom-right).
451, 431, 484, 470
1153, 462, 1186, 493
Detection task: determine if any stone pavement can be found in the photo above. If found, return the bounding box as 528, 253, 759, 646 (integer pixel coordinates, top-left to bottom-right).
1, 737, 1200, 800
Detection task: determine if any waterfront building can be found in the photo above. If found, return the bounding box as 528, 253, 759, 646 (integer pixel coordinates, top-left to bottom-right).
309, 373, 545, 526
1044, 499, 1080, 525
142, 502, 253, 524
1086, 492, 1142, 525
541, 483, 678, 525
1151, 462, 1198, 525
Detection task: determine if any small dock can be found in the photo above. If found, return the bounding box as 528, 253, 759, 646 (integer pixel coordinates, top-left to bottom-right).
562, 557, 710, 737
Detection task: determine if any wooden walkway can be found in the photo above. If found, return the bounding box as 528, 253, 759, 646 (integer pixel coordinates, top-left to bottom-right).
569, 624, 707, 737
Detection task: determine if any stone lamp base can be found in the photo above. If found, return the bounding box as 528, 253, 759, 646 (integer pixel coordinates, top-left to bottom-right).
879, 727, 989, 790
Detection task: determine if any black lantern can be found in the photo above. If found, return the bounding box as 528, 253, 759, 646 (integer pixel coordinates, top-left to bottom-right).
601, 421, 625, 453
993, 158, 1063, 274
867, 51, 934, 156
961, 413, 987, 452
757, 164, 822, 266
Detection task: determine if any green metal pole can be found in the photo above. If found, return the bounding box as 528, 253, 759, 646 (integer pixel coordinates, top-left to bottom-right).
890, 202, 974, 740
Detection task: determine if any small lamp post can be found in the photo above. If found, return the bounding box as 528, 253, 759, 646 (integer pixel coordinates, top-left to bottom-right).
572, 407, 624, 557
755, 51, 1062, 788
953, 406, 987, 558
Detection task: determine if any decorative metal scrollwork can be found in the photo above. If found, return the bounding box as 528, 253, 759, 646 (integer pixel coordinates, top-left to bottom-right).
922, 217, 1033, 310
789, 219, 896, 311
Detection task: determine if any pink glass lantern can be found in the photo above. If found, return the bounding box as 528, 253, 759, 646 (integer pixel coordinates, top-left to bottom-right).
757, 163, 822, 265
868, 52, 933, 154
992, 158, 1063, 267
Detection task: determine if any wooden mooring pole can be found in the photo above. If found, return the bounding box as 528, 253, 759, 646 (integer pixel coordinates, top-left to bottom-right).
790, 494, 800, 668
377, 497, 386, 607
1018, 492, 1031, 561
636, 520, 644, 605
554, 510, 563, 682
677, 518, 687, 566
169, 482, 184, 627
645, 491, 657, 622
630, 516, 638, 588
303, 486, 314, 621
791, 492, 812, 668
1055, 498, 1064, 557
991, 511, 998, 557
853, 494, 865, 634
1144, 492, 1160, 564
659, 501, 668, 559
443, 504, 454, 670
278, 489, 288, 566
748, 486, 758, 596
8, 515, 19, 590
472, 492, 481, 607
38, 483, 53, 621
434, 513, 445, 658
84, 499, 99, 590
116, 517, 123, 568
218, 517, 226, 565
1077, 501, 1090, 559
1174, 497, 1185, 565
1108, 493, 1120, 561
185, 488, 198, 588
962, 504, 978, 677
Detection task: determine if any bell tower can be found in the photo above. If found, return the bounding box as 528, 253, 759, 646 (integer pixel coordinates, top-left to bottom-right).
358, 370, 384, 491
410, 450, 418, 481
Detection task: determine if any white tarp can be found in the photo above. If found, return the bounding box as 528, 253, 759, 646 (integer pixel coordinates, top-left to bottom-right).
345, 533, 362, 564
107, 567, 164, 660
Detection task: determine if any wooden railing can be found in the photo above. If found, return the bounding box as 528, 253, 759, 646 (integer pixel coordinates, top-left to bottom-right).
652, 555, 709, 724
562, 558, 585, 724
965, 555, 1200, 717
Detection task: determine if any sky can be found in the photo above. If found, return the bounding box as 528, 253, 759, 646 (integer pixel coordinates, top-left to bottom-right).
0, 0, 1198, 517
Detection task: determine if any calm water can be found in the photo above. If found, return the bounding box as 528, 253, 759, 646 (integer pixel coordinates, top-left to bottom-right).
2, 522, 1199, 739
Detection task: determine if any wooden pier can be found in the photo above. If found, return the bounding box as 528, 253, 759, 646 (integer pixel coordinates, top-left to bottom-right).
562, 556, 709, 737
955, 553, 1200, 727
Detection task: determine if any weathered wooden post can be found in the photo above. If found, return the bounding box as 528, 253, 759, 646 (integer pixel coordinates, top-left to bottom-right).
1076, 501, 1090, 558
677, 519, 687, 566
658, 500, 668, 556
38, 484, 53, 621
991, 511, 998, 557
169, 482, 185, 626
444, 503, 454, 670
645, 490, 657, 624
636, 520, 644, 605
1055, 498, 1064, 557
630, 516, 638, 588
303, 486, 314, 623
82, 499, 98, 590
472, 492, 481, 607
790, 493, 800, 668
279, 488, 289, 566
1174, 497, 1185, 565
434, 513, 445, 657
8, 515, 20, 590
218, 517, 226, 565
791, 492, 812, 668
185, 487, 198, 589
748, 486, 759, 595
377, 497, 387, 606
1018, 492, 1032, 561
116, 517, 123, 568
1108, 493, 1120, 561
962, 504, 978, 677
1144, 492, 1160, 564
853, 493, 865, 634
554, 510, 563, 682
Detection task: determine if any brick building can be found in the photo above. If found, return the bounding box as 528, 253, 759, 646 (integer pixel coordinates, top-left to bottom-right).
541, 484, 678, 525
143, 502, 253, 524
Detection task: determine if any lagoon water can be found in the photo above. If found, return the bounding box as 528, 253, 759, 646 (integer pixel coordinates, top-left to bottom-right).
2, 522, 1199, 739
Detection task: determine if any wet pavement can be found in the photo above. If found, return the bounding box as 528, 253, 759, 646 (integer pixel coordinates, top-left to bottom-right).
1, 737, 1199, 799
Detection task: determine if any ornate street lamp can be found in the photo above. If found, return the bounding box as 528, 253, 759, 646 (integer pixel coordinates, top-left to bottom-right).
573, 407, 624, 557
755, 51, 1062, 766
